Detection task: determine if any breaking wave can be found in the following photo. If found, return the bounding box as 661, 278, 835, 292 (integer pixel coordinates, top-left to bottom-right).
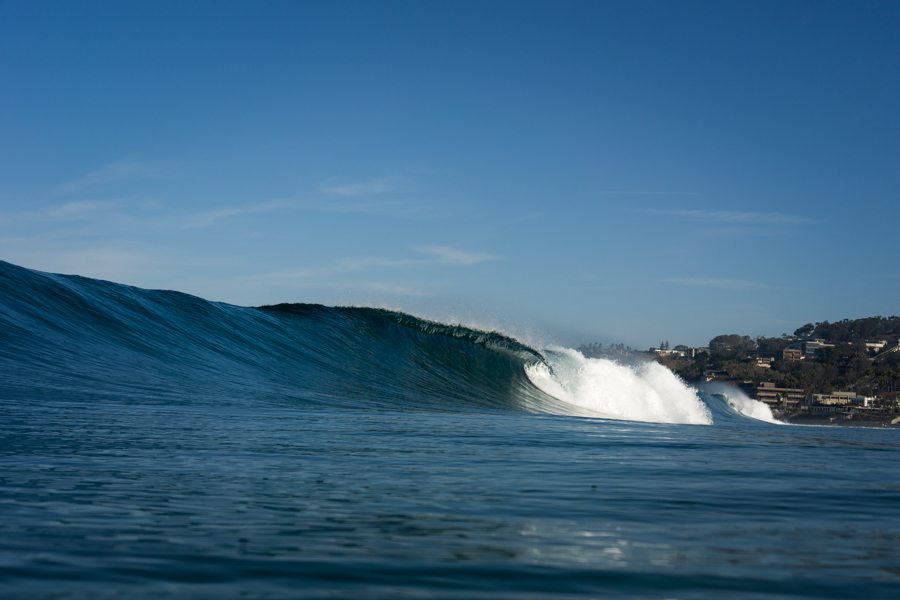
698, 381, 783, 424
525, 347, 713, 425
0, 260, 780, 426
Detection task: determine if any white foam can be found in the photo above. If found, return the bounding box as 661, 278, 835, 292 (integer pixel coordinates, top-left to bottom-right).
699, 381, 783, 424
526, 347, 712, 425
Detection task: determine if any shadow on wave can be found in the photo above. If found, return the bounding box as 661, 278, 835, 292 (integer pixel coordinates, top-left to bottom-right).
0, 260, 784, 426
0, 260, 575, 414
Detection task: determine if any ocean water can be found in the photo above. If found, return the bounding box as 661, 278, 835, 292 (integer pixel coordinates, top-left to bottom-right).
1, 260, 898, 599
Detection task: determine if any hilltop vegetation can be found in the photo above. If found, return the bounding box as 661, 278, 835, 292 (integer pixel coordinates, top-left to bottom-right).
668, 316, 900, 396
794, 316, 900, 343
580, 316, 900, 397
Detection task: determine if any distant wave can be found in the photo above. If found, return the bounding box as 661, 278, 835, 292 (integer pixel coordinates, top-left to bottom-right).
0, 260, 783, 426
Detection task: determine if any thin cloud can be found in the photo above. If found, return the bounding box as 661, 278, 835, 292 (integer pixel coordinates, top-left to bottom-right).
320, 178, 394, 196
600, 191, 698, 195
252, 246, 497, 283
647, 209, 814, 225
57, 159, 173, 193
250, 266, 320, 281
256, 278, 432, 297
250, 256, 415, 281
9, 246, 165, 282
664, 278, 765, 290
340, 281, 431, 296
37, 200, 118, 220
184, 196, 447, 228
311, 198, 446, 219
183, 207, 252, 228
183, 200, 293, 228
414, 246, 499, 265
338, 256, 418, 270
247, 267, 432, 297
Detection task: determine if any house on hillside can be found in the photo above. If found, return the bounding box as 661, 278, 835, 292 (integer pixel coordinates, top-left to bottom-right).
788, 339, 834, 356
756, 348, 802, 362
737, 382, 805, 407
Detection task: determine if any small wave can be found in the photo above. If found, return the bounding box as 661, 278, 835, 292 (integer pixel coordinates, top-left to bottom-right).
525, 347, 712, 425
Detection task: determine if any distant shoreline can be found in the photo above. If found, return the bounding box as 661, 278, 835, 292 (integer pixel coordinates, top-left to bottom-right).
578, 317, 900, 425
778, 412, 900, 429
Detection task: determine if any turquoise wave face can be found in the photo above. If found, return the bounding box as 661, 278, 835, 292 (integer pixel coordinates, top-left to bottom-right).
0, 260, 572, 414
0, 259, 772, 425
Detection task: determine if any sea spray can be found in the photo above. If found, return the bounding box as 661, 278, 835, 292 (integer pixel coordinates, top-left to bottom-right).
525, 346, 712, 425
699, 381, 783, 424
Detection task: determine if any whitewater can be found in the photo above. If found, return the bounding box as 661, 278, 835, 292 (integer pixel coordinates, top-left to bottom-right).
1, 259, 898, 600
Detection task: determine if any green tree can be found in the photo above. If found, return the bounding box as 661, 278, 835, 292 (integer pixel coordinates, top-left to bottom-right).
794, 323, 814, 337
757, 337, 788, 352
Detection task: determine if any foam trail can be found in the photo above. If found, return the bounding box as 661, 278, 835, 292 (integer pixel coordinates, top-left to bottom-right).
526, 346, 712, 425
699, 381, 783, 424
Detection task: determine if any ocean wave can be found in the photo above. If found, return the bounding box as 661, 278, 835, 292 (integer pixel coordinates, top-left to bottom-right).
1, 260, 787, 426
698, 381, 783, 424
525, 347, 713, 425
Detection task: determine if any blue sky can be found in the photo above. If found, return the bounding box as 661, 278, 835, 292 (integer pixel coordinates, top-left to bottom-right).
1, 1, 898, 349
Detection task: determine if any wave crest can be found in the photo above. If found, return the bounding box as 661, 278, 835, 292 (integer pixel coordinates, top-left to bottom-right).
698, 381, 783, 424
525, 347, 713, 425
2, 260, 735, 426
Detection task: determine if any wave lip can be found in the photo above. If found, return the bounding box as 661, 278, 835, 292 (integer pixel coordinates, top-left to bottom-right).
526, 347, 713, 425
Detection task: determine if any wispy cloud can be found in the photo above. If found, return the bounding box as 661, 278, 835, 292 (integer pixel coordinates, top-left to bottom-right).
183, 207, 252, 228
339, 281, 431, 296
179, 172, 455, 227
252, 278, 432, 296
646, 209, 814, 225
663, 277, 765, 290
2, 245, 166, 283
57, 159, 173, 193
600, 191, 698, 195
183, 200, 293, 228
338, 256, 418, 270
250, 257, 414, 282
414, 245, 499, 265
252, 246, 498, 284
183, 195, 448, 227
36, 200, 119, 220
311, 198, 445, 219
247, 266, 433, 296
320, 178, 394, 196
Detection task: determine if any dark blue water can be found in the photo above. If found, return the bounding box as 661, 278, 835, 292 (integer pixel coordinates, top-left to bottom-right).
1, 260, 899, 599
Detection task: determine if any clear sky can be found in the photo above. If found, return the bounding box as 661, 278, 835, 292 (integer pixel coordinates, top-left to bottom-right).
1, 1, 898, 349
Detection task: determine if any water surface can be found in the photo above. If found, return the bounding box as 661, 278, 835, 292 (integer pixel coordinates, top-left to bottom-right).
1, 260, 898, 598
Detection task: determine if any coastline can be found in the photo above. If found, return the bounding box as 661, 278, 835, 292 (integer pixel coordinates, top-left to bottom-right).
778, 411, 900, 428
